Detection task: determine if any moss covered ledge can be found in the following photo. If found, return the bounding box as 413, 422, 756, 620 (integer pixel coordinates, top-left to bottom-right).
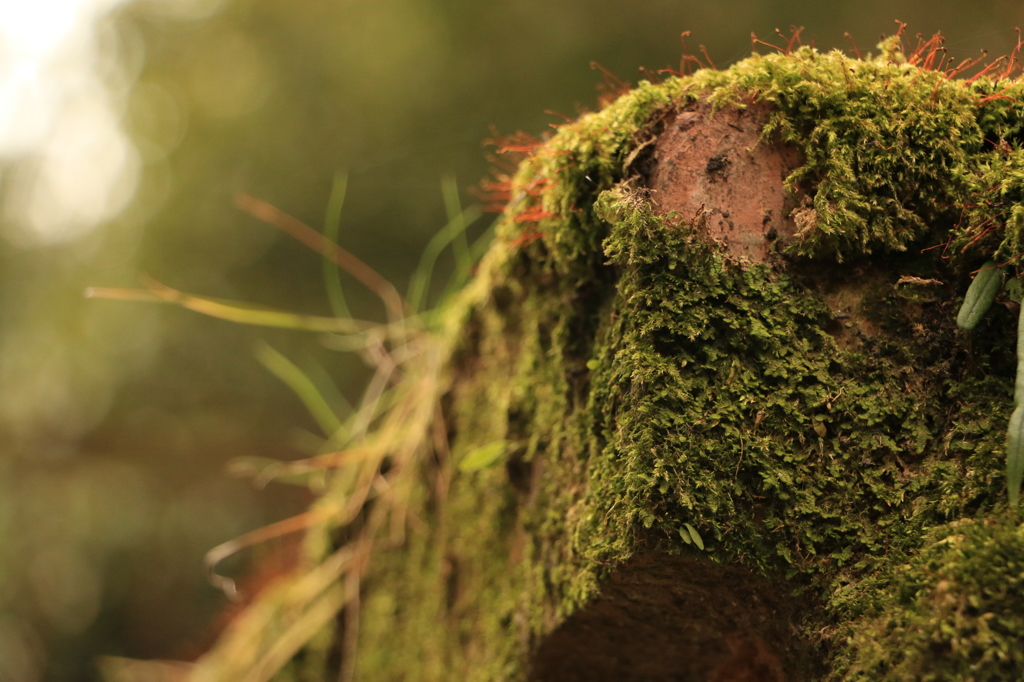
351, 38, 1024, 680
195, 36, 1024, 682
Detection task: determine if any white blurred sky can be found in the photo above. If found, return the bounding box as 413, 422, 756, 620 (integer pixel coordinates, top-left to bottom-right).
0, 0, 136, 245
0, 0, 219, 246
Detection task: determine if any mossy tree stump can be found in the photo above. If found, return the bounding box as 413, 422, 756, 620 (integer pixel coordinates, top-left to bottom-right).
360, 41, 1024, 682
196, 37, 1024, 682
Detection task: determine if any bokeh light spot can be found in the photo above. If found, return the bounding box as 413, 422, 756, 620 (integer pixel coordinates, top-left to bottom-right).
187, 32, 273, 120
0, 0, 141, 245
29, 546, 103, 636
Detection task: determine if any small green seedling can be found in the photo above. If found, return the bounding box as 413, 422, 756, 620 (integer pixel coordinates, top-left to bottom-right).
1006, 276, 1023, 304
956, 262, 1024, 507
458, 441, 508, 473
956, 260, 1002, 330
678, 523, 705, 550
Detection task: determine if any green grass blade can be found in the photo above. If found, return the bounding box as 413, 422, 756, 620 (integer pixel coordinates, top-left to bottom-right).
86, 282, 370, 334
458, 441, 507, 473
442, 175, 470, 275
407, 204, 481, 314
323, 172, 351, 319
467, 218, 497, 263
255, 341, 344, 438
445, 211, 490, 298
301, 353, 352, 421
439, 205, 482, 298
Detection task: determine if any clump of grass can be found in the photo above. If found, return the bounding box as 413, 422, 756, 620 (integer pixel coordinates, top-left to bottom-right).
88, 176, 488, 682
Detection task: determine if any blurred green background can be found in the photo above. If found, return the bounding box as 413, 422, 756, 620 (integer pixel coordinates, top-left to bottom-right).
0, 0, 1020, 679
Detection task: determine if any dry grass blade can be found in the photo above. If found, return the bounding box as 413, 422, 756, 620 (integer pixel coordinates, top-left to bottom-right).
190, 546, 354, 682
248, 583, 348, 682
234, 193, 408, 325
227, 446, 382, 488
86, 279, 370, 335
204, 505, 341, 599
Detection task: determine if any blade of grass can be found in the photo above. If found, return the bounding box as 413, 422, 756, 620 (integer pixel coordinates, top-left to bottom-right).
234, 193, 407, 324
254, 341, 344, 438
406, 204, 481, 314
299, 352, 352, 422
438, 212, 487, 306
468, 217, 497, 263
250, 584, 348, 682
349, 356, 396, 442
438, 176, 479, 305
227, 446, 382, 487
192, 546, 352, 682
204, 505, 342, 599
417, 216, 496, 328
323, 172, 351, 319
86, 279, 368, 334
442, 175, 470, 274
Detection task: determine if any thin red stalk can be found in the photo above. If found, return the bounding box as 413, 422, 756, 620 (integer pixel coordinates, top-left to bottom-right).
235, 193, 407, 324
844, 32, 862, 59
699, 45, 718, 70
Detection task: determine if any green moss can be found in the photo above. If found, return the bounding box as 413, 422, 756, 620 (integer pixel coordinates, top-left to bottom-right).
845, 516, 1024, 680
502, 40, 1024, 267
198, 40, 1024, 681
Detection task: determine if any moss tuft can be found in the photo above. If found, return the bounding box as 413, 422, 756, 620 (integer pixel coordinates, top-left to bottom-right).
845, 516, 1024, 680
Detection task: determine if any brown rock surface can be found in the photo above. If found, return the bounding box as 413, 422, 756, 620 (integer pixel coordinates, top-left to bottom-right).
646, 101, 804, 264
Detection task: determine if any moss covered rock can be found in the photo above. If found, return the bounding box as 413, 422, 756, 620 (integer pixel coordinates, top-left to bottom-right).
349, 40, 1024, 680
197, 37, 1024, 682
